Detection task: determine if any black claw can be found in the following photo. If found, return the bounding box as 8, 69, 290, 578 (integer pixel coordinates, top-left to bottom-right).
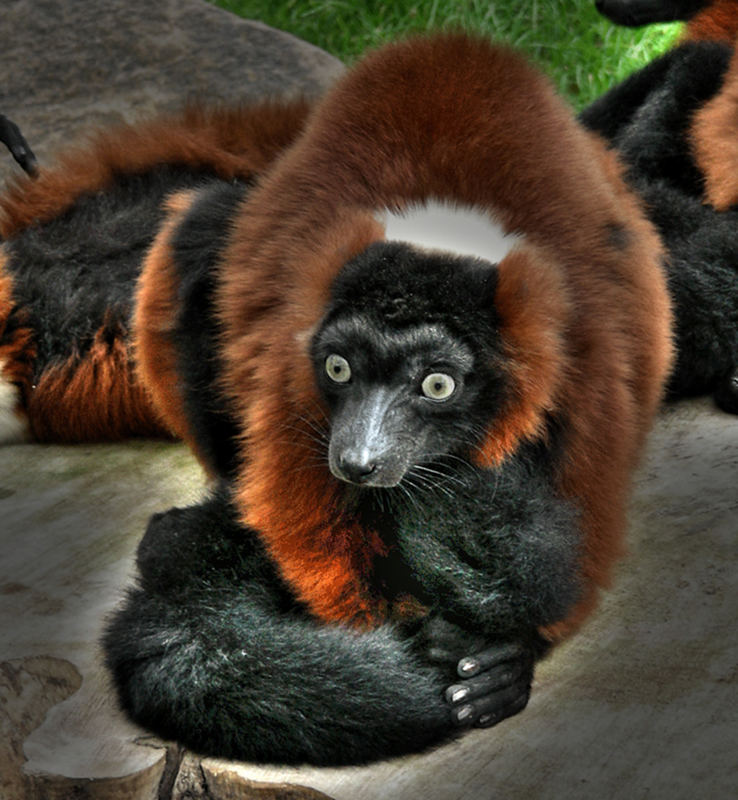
0, 113, 38, 177
457, 641, 526, 678
445, 684, 470, 704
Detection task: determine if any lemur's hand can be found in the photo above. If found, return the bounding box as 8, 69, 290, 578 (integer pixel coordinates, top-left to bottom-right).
415, 614, 541, 729
446, 641, 535, 728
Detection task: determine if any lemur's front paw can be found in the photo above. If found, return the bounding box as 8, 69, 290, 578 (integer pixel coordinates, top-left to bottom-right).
445, 641, 535, 728
414, 615, 541, 729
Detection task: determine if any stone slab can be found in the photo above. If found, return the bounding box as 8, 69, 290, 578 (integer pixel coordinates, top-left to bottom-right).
0, 0, 343, 186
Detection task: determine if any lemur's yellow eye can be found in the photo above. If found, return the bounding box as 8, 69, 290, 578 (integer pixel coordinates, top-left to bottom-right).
421, 373, 455, 401
326, 354, 351, 383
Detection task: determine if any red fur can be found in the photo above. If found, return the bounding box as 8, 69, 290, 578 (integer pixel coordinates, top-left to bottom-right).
685, 0, 738, 41
1, 101, 313, 443
26, 325, 169, 443
0, 101, 313, 238
691, 47, 738, 210
232, 213, 394, 627
131, 101, 316, 467
0, 252, 35, 389
209, 35, 673, 637
133, 191, 205, 453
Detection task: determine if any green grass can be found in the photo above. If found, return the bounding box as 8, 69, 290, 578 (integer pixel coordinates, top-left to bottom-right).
210, 0, 681, 109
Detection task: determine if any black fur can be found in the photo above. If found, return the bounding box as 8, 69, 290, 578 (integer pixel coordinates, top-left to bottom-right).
595, 0, 709, 26
581, 42, 732, 196
3, 165, 230, 382
392, 447, 581, 638
169, 180, 247, 477
104, 232, 578, 765
103, 488, 452, 765
638, 179, 738, 399
103, 482, 557, 765
581, 42, 738, 410
325, 241, 502, 343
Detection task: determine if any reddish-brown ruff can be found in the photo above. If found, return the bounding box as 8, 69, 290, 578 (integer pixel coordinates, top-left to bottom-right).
675, 0, 738, 214
0, 101, 312, 443
0, 102, 313, 239
0, 253, 34, 439
133, 191, 201, 451
204, 35, 673, 636
691, 46, 738, 211
685, 0, 738, 41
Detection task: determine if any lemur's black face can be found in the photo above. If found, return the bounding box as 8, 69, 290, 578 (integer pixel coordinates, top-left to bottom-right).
311, 241, 506, 487
313, 315, 477, 486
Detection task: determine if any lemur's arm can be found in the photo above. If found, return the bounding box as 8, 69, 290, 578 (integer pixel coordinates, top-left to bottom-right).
363, 446, 579, 728
103, 487, 535, 765
393, 448, 582, 642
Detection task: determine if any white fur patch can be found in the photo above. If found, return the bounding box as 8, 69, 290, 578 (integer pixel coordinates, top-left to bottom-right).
381, 200, 522, 265
0, 364, 29, 444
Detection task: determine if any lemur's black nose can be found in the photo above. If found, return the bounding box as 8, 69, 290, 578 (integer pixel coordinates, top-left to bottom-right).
337, 453, 377, 484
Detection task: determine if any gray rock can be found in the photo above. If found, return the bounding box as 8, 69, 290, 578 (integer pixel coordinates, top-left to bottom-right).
0, 0, 344, 184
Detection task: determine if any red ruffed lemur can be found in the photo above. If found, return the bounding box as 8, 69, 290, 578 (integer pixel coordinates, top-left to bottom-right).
589, 0, 738, 411
595, 2, 738, 216
0, 102, 312, 443
107, 33, 676, 764
1, 33, 736, 764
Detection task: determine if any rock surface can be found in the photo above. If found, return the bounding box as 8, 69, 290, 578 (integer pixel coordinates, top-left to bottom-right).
0, 0, 343, 185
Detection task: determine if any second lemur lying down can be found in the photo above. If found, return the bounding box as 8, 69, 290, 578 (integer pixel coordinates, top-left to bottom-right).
581, 39, 738, 413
